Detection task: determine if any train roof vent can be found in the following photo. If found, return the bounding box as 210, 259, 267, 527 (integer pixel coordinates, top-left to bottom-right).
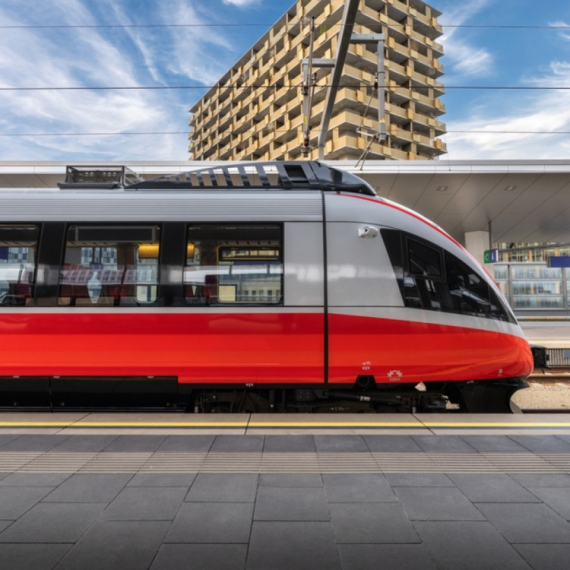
57, 166, 144, 189
125, 161, 376, 196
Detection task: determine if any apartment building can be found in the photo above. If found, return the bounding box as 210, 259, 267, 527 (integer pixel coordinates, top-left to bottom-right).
189, 0, 447, 161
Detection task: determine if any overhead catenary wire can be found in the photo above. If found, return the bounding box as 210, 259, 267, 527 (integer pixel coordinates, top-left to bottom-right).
2, 130, 570, 138
2, 85, 570, 91
1, 23, 570, 30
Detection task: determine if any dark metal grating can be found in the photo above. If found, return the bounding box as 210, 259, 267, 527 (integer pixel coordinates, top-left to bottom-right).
126, 161, 376, 196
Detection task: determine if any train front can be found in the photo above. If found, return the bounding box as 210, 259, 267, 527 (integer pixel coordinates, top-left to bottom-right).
324, 173, 534, 414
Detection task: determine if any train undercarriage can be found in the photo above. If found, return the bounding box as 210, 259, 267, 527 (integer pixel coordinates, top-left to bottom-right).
0, 375, 529, 413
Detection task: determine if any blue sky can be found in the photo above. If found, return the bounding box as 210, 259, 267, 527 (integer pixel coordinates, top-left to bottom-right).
1, 0, 570, 161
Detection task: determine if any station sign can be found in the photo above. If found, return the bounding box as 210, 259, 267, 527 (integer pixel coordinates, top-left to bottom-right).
547, 256, 570, 268
483, 249, 499, 264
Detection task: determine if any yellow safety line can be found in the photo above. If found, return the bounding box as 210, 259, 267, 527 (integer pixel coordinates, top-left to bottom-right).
0, 422, 248, 428
248, 422, 421, 427
2, 421, 570, 429
424, 422, 570, 428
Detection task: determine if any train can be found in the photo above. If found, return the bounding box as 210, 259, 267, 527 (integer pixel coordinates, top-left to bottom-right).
0, 161, 534, 413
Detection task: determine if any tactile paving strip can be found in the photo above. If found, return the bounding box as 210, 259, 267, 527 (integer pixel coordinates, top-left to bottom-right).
0, 451, 569, 474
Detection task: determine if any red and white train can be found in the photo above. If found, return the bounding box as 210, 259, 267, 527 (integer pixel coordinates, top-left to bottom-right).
0, 162, 534, 412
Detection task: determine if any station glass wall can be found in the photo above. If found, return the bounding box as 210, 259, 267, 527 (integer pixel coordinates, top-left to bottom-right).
493, 263, 569, 310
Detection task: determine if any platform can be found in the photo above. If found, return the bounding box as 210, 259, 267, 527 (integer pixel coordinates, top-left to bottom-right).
2, 412, 570, 436
1, 429, 570, 569
521, 321, 570, 349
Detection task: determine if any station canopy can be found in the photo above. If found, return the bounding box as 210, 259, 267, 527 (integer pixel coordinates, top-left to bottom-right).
2, 159, 570, 245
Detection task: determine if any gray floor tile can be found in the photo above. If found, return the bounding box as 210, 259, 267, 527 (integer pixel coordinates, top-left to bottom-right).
449, 474, 540, 503
509, 435, 570, 453
364, 436, 423, 452
0, 503, 105, 543
55, 521, 169, 570
211, 436, 264, 452
43, 473, 132, 503
515, 544, 570, 570
412, 435, 476, 453
165, 502, 253, 543
0, 435, 23, 448
0, 544, 70, 570
386, 473, 454, 487
0, 435, 70, 451
51, 435, 118, 452
0, 473, 71, 487
254, 487, 329, 521
324, 473, 396, 503
263, 435, 316, 452
0, 486, 52, 519
528, 487, 570, 519
415, 521, 531, 570
247, 522, 341, 570
338, 544, 437, 570
0, 520, 12, 533
510, 473, 570, 488
460, 436, 529, 452
259, 474, 323, 487
156, 435, 215, 452
151, 544, 248, 570
128, 473, 197, 487
330, 503, 419, 544
394, 487, 485, 521
102, 435, 166, 452
477, 503, 570, 543
314, 435, 368, 452
186, 474, 258, 503
102, 487, 187, 520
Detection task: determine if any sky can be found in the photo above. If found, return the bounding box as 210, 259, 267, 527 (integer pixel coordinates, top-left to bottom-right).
1, 0, 570, 162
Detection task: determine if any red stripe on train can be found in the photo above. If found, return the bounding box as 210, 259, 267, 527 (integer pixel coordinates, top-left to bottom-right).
0, 312, 532, 384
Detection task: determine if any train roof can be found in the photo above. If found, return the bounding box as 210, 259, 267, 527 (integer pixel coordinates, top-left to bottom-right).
123, 161, 376, 196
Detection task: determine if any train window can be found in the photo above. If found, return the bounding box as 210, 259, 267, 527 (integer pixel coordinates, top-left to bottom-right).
184, 225, 283, 305
445, 252, 513, 321
58, 225, 160, 306
406, 237, 443, 279
382, 229, 514, 322
0, 225, 38, 306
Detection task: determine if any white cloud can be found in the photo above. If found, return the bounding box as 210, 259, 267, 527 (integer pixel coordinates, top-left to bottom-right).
222, 0, 259, 6
0, 0, 241, 160
438, 0, 494, 79
548, 21, 570, 42
444, 61, 570, 159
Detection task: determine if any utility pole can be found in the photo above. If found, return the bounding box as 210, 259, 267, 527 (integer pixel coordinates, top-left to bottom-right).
315, 0, 386, 161
301, 17, 316, 156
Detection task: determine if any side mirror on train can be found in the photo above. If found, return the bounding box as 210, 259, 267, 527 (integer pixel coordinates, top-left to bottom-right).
358, 226, 379, 239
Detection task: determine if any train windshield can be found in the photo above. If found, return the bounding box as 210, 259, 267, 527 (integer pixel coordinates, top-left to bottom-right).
0, 225, 38, 307
58, 225, 160, 306
382, 229, 516, 323
185, 225, 283, 305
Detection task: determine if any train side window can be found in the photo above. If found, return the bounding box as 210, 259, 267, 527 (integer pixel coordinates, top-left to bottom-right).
58, 225, 160, 307
445, 251, 512, 321
0, 225, 39, 306
184, 225, 283, 306
382, 228, 513, 322
406, 237, 443, 279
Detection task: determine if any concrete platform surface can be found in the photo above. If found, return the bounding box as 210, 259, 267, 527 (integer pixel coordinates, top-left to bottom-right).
0, 434, 570, 568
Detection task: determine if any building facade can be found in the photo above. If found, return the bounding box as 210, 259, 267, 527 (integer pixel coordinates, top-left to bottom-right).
189, 0, 447, 162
